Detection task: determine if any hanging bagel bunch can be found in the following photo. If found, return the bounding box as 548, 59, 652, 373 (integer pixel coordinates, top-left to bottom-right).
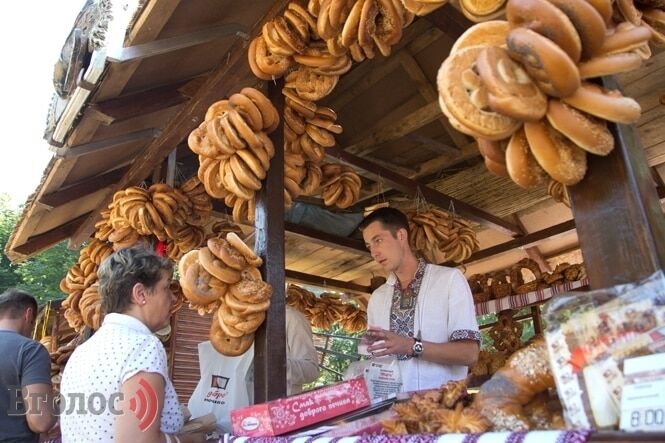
59, 239, 114, 332
188, 87, 279, 224
614, 0, 665, 47
407, 207, 480, 264
287, 284, 368, 332
249, 1, 437, 210
177, 232, 272, 356
437, 0, 653, 205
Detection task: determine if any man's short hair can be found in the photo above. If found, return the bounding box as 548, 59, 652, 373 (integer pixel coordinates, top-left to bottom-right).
358, 207, 410, 237
0, 289, 38, 319
98, 245, 173, 314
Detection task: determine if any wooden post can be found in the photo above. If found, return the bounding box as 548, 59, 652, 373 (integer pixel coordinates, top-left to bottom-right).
253, 79, 287, 402
567, 76, 665, 289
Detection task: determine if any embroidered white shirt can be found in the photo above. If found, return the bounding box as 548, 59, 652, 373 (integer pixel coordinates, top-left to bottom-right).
60, 313, 183, 442
367, 264, 480, 392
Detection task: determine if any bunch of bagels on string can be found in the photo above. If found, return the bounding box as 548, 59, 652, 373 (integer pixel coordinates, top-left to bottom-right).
436, 0, 658, 200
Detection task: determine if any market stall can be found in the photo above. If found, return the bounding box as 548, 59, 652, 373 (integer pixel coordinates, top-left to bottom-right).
5, 0, 665, 440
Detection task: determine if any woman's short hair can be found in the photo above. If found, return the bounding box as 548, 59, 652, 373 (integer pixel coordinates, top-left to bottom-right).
98, 245, 173, 314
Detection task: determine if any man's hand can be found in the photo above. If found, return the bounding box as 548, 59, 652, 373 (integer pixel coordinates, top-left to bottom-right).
366, 328, 413, 357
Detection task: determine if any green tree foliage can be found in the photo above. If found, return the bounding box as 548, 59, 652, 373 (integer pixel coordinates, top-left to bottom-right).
0, 195, 78, 303
306, 323, 362, 389
0, 195, 21, 290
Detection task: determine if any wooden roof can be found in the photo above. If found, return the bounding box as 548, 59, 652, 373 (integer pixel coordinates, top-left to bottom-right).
6, 0, 665, 288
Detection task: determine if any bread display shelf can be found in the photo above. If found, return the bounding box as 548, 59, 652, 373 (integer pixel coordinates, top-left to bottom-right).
474, 278, 588, 315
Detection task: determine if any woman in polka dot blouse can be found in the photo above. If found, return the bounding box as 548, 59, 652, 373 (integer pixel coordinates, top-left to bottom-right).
60, 245, 207, 443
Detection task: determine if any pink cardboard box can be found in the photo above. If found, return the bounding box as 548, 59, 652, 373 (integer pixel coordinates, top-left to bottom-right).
231, 377, 371, 437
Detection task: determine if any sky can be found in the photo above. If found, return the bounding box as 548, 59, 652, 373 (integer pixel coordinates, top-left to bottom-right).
0, 1, 86, 207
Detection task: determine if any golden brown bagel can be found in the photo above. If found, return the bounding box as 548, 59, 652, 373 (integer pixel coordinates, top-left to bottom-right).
546, 100, 614, 155
437, 46, 521, 140
451, 21, 509, 54
524, 120, 587, 186
505, 127, 548, 188
476, 46, 547, 121
545, 0, 607, 59
561, 82, 641, 124
506, 0, 582, 62
506, 28, 581, 98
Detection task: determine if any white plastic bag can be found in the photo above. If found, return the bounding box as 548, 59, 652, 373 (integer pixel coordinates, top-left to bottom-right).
187, 341, 254, 432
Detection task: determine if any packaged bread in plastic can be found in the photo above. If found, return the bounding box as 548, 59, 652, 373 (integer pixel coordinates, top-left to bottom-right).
543, 271, 665, 429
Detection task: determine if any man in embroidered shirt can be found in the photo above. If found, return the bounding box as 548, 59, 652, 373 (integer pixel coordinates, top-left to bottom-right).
360, 207, 480, 392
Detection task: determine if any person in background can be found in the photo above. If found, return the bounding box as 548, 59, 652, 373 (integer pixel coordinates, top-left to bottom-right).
0, 288, 56, 443
286, 305, 320, 395
60, 246, 207, 443
360, 207, 480, 392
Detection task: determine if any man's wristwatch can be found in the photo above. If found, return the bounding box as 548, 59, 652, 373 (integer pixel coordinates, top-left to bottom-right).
412, 338, 424, 357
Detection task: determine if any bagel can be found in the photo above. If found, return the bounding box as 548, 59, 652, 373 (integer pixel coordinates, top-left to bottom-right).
180, 261, 226, 307
476, 46, 547, 121
226, 232, 263, 267
586, 0, 612, 24
341, 0, 364, 47
307, 116, 343, 134
524, 120, 587, 186
506, 0, 582, 62
506, 27, 581, 98
198, 247, 242, 284
224, 290, 271, 315
484, 154, 510, 177
263, 20, 294, 56
229, 93, 263, 132
240, 87, 279, 133
219, 113, 247, 151
273, 16, 306, 54
642, 9, 665, 45
305, 124, 336, 147
230, 279, 273, 304
300, 133, 326, 162
205, 100, 233, 122
228, 109, 262, 152
451, 21, 509, 54
247, 38, 273, 81
235, 148, 267, 181
578, 52, 642, 78
208, 237, 247, 271
209, 316, 254, 357
217, 309, 246, 338
460, 0, 506, 22
561, 82, 641, 124
545, 0, 607, 59
284, 105, 307, 134
254, 35, 292, 77
437, 46, 521, 140
617, 0, 643, 26
218, 303, 265, 335
598, 23, 652, 56
229, 154, 262, 192
477, 138, 507, 164
505, 127, 548, 188
546, 99, 614, 155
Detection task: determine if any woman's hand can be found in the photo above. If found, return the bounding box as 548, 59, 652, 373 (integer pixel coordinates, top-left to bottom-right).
366, 328, 413, 357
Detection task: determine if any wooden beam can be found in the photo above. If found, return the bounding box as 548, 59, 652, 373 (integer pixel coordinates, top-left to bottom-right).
89, 80, 192, 125
331, 24, 442, 110
405, 134, 461, 156
39, 166, 129, 208
328, 146, 521, 235
425, 2, 473, 41
396, 50, 468, 148
456, 219, 577, 265
254, 79, 287, 403
285, 222, 368, 256
567, 76, 665, 289
55, 128, 160, 159
285, 269, 371, 294
107, 23, 247, 63
355, 141, 480, 207
119, 0, 292, 188
13, 213, 92, 256
345, 101, 442, 156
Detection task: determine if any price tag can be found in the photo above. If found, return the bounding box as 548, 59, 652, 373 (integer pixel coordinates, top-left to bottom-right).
620, 353, 665, 432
